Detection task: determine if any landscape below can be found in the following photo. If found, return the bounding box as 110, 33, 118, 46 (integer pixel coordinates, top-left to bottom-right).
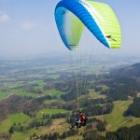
0, 57, 140, 140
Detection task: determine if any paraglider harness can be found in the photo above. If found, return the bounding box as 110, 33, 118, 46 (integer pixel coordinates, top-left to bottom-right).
69, 112, 88, 129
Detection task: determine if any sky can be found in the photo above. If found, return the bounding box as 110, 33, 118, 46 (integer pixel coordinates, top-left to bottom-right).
0, 0, 140, 59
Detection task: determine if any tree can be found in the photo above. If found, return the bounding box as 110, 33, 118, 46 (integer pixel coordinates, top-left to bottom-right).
9, 126, 14, 134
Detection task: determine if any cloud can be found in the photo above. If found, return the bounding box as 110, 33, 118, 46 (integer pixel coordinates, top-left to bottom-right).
21, 21, 35, 31
0, 12, 10, 23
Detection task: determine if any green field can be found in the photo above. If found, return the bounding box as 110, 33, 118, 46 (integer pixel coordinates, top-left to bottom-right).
104, 100, 140, 131
11, 132, 28, 140
0, 91, 13, 100
44, 89, 64, 98
44, 99, 65, 105
14, 88, 37, 98
0, 113, 31, 133
89, 89, 106, 99
37, 108, 68, 118
0, 85, 64, 100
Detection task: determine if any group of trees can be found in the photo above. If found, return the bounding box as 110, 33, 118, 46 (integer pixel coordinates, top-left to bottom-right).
105, 125, 140, 140
125, 97, 140, 117
102, 75, 140, 101
9, 123, 24, 134
80, 98, 113, 116
61, 80, 89, 101
106, 81, 138, 100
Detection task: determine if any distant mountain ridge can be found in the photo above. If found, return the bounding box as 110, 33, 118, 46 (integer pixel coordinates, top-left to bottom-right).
111, 63, 140, 78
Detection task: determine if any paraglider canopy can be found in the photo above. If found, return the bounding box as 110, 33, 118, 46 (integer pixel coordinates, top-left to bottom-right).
55, 0, 122, 50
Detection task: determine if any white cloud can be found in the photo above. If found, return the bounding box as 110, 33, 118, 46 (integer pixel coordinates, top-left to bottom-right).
21, 21, 35, 31
0, 12, 10, 23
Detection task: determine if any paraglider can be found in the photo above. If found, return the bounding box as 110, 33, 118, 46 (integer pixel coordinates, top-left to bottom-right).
54, 0, 122, 128
55, 0, 122, 50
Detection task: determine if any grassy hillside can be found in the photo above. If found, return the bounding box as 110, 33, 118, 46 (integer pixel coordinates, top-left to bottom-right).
11, 132, 28, 140
0, 113, 30, 133
104, 100, 140, 131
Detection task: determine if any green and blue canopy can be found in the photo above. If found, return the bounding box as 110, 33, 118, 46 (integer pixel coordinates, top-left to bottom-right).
55, 0, 122, 50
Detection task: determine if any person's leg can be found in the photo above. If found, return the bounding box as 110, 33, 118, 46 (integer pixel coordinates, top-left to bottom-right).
70, 123, 74, 129
75, 122, 79, 128
79, 123, 81, 128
